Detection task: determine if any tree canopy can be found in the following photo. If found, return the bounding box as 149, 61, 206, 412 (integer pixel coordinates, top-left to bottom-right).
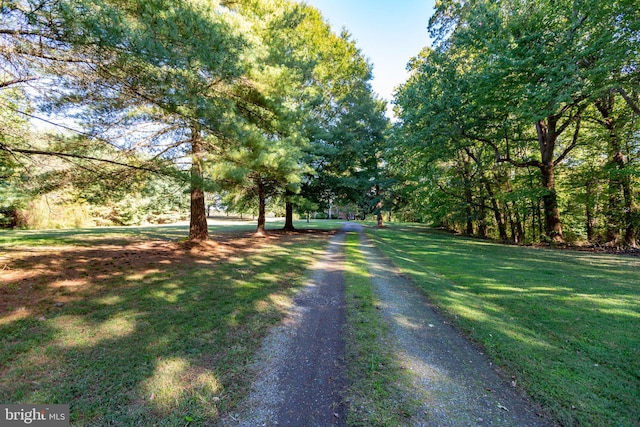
392, 0, 639, 247
3, 0, 637, 248
1, 0, 387, 237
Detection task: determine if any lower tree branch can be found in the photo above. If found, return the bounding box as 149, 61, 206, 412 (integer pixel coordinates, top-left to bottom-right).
1, 145, 165, 175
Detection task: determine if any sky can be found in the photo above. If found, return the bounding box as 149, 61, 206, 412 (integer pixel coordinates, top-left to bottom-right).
303, 0, 436, 112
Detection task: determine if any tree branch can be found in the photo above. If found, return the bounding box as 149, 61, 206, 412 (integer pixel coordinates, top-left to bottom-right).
9, 46, 95, 64
0, 101, 126, 153
556, 102, 588, 136
0, 76, 38, 88
460, 128, 542, 169
436, 181, 498, 213
498, 156, 543, 169
1, 145, 165, 175
0, 29, 45, 36
616, 88, 640, 115
555, 116, 581, 166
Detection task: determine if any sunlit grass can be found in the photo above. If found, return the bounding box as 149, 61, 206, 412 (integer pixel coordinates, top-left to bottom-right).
0, 224, 332, 425
343, 232, 416, 426
366, 223, 640, 426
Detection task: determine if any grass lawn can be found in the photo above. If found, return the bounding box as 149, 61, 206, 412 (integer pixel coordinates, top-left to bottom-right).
0, 218, 343, 247
343, 231, 415, 426
366, 223, 640, 426
0, 219, 340, 426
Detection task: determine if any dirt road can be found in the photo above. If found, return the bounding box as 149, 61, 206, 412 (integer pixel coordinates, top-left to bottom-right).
223, 226, 350, 426
224, 223, 550, 426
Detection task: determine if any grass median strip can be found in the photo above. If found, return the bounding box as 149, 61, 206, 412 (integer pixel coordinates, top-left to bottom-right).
0, 223, 334, 426
366, 223, 640, 426
343, 231, 416, 426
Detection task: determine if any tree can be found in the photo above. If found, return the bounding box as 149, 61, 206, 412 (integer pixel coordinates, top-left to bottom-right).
436, 0, 593, 243
30, 0, 269, 239
0, 88, 31, 227
293, 21, 388, 223
393, 0, 639, 245
213, 1, 388, 234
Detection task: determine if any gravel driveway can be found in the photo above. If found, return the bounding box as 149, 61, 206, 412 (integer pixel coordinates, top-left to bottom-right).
223, 223, 551, 426
222, 227, 349, 426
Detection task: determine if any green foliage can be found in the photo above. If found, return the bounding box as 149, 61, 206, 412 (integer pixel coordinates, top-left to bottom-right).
0, 89, 31, 227
392, 0, 640, 247
2, 0, 387, 233
16, 194, 92, 229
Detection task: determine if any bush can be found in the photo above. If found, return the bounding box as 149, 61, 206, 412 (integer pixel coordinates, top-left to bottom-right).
17, 196, 94, 229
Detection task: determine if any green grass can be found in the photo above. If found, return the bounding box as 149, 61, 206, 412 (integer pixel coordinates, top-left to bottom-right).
0, 222, 334, 426
0, 218, 344, 247
366, 223, 640, 426
343, 232, 416, 426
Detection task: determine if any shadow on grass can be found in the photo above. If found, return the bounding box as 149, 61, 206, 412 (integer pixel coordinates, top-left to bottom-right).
0, 229, 335, 426
366, 224, 640, 426
0, 219, 346, 247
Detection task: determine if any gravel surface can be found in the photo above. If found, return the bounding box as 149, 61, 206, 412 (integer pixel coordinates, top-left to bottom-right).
222, 223, 552, 426
222, 228, 350, 427
358, 229, 552, 426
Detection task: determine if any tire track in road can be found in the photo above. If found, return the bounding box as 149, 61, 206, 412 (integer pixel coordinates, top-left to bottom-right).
358, 229, 551, 426
224, 223, 551, 426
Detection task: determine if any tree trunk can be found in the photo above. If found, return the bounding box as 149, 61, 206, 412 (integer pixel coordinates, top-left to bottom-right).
483, 179, 508, 241
477, 197, 488, 238
189, 126, 208, 241
376, 209, 384, 227
526, 170, 541, 242
464, 180, 474, 235
540, 164, 563, 243
514, 203, 525, 243
536, 118, 564, 243
537, 199, 544, 240
283, 199, 296, 231
596, 96, 636, 248
622, 176, 636, 247
375, 184, 384, 227
585, 179, 596, 243
256, 178, 267, 235
506, 203, 517, 243
466, 213, 474, 235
